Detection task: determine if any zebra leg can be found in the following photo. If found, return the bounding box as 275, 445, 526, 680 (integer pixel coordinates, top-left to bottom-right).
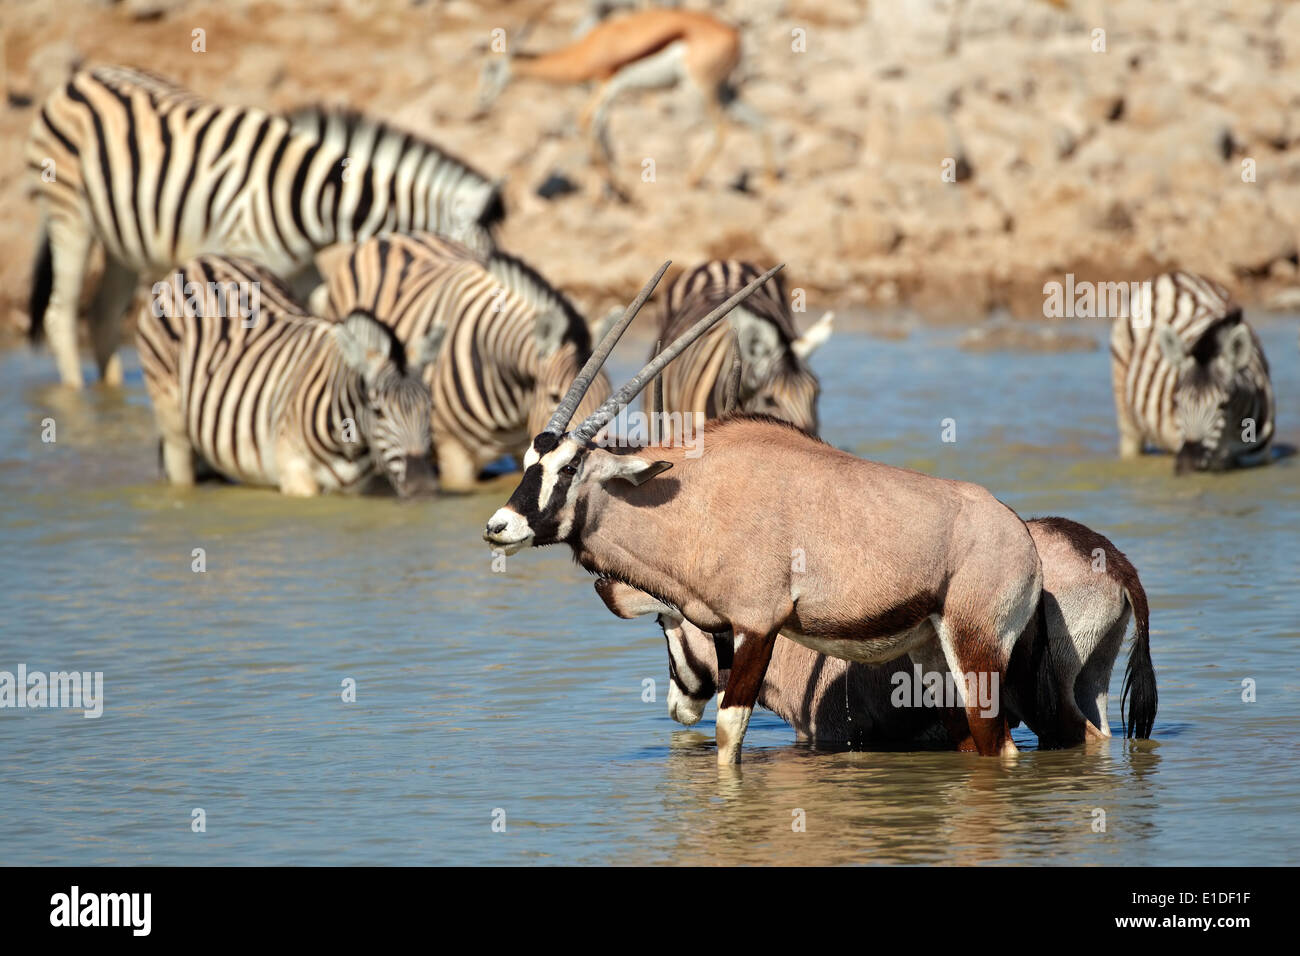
1111, 360, 1143, 457
151, 388, 196, 486
434, 436, 481, 493
89, 257, 138, 387
44, 217, 94, 388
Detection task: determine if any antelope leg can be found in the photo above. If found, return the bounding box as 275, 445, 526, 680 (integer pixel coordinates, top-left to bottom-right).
715, 628, 777, 765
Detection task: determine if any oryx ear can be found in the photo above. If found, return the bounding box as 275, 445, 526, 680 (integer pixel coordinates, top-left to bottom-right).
408, 323, 447, 373
792, 310, 834, 360
336, 310, 394, 386
1222, 322, 1253, 370
589, 454, 673, 487
1156, 326, 1186, 366
534, 307, 567, 358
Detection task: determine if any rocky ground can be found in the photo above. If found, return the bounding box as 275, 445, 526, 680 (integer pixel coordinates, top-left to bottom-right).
2, 0, 1299, 344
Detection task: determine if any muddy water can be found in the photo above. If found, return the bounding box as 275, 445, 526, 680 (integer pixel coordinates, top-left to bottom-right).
0, 319, 1296, 865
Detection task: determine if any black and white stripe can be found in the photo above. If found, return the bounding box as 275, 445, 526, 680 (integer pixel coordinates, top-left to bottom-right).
652, 259, 826, 435
320, 232, 609, 490
1110, 271, 1274, 472
27, 65, 502, 387
135, 254, 441, 496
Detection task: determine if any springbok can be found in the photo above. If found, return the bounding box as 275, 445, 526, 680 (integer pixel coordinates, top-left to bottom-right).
484, 263, 1047, 763
476, 8, 771, 192
600, 515, 1156, 750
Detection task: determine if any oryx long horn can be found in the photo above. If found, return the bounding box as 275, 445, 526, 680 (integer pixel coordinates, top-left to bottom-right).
651, 340, 663, 445
721, 333, 743, 414
571, 263, 785, 443
544, 260, 670, 435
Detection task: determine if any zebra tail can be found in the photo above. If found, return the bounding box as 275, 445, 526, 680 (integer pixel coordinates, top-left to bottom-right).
28, 226, 53, 346
1120, 572, 1157, 739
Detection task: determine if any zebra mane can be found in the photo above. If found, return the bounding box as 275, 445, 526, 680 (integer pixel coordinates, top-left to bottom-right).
286, 105, 503, 228
485, 251, 591, 352
666, 261, 800, 346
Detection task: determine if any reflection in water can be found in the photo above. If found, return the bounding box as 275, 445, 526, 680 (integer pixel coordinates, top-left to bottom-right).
0, 322, 1297, 865
652, 735, 1163, 865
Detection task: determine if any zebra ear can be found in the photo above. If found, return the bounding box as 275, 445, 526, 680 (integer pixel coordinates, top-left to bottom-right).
792, 311, 834, 360
408, 323, 447, 373
1222, 323, 1254, 370
336, 310, 394, 385
1155, 326, 1187, 367
534, 307, 568, 358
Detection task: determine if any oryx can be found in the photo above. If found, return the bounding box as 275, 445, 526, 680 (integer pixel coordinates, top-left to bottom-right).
484, 263, 1046, 763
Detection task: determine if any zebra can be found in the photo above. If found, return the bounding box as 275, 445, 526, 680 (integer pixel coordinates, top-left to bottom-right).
648, 259, 832, 441
26, 64, 503, 388
135, 254, 444, 497
319, 232, 611, 491
1111, 271, 1274, 473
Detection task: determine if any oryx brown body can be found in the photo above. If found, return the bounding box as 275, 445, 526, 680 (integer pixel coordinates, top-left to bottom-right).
601, 516, 1157, 751
566, 415, 1041, 760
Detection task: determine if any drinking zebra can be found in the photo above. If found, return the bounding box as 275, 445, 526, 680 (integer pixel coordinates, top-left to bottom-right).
135, 255, 443, 497
27, 65, 503, 388
1110, 271, 1274, 473
319, 232, 610, 490
649, 259, 832, 440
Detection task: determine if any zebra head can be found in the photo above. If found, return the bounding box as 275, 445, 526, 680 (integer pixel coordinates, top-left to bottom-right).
665, 620, 728, 726
1156, 314, 1263, 473
334, 311, 444, 497
447, 178, 505, 255
723, 307, 830, 433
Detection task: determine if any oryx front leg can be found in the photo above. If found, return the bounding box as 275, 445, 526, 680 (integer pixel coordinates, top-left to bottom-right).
715, 628, 777, 764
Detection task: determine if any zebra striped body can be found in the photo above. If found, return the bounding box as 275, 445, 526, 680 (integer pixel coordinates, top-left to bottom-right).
135, 255, 441, 497
28, 65, 502, 387
1111, 272, 1274, 472
321, 232, 610, 490
648, 260, 829, 438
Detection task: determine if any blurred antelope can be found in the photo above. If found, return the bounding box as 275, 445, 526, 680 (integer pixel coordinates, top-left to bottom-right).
476, 9, 771, 193
484, 262, 1047, 763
